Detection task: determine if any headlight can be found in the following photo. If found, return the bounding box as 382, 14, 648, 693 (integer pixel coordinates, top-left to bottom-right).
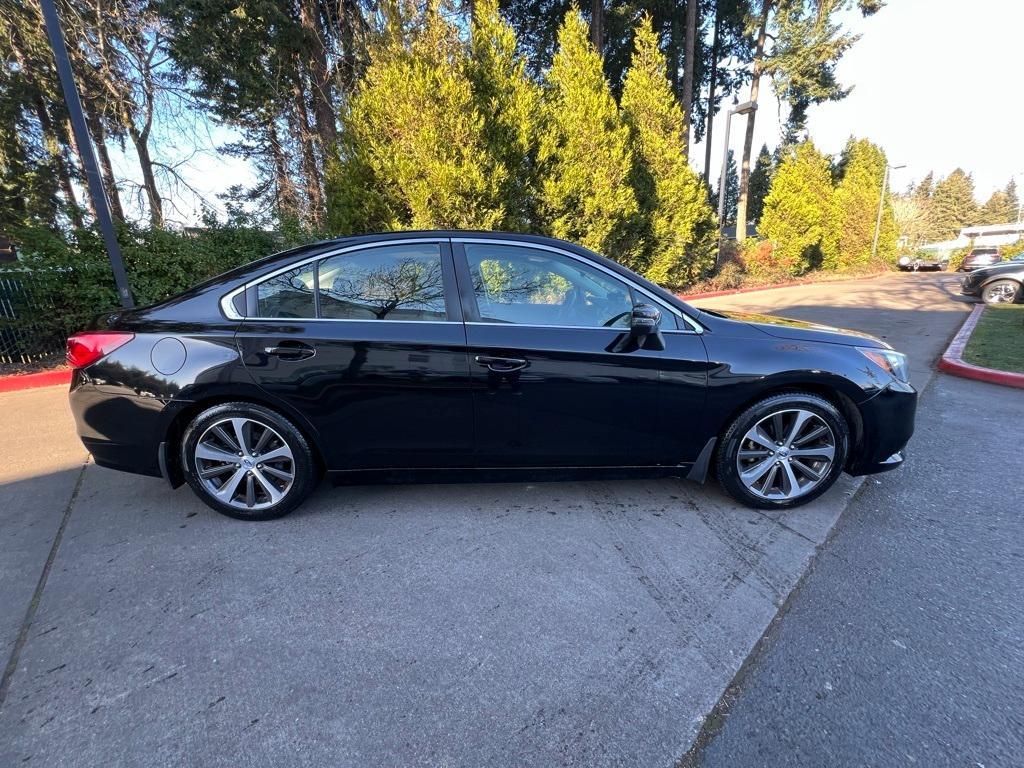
898, 255, 910, 266
857, 347, 909, 383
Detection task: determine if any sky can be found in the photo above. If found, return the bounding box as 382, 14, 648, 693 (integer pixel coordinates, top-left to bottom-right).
694, 0, 1024, 200
111, 0, 1024, 226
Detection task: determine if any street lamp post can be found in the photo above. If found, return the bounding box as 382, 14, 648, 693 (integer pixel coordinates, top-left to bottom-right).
871, 163, 905, 264
716, 101, 757, 267
39, 0, 134, 308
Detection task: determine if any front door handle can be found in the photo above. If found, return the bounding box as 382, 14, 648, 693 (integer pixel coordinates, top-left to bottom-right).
265, 343, 315, 361
474, 355, 528, 373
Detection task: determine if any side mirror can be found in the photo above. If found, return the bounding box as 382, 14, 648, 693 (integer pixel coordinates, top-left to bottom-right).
630, 303, 662, 336
611, 303, 665, 352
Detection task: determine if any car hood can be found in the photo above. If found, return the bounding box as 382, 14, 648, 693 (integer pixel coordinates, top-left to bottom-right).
966, 261, 1023, 280
699, 309, 891, 349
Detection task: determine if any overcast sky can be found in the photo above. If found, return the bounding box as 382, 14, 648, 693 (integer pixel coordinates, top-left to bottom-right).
115, 0, 1023, 226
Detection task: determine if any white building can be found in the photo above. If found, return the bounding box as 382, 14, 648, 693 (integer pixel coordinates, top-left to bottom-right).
919, 221, 1024, 255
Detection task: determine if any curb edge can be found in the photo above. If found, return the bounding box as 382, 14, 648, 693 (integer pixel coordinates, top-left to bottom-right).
0, 369, 72, 394
938, 304, 1024, 389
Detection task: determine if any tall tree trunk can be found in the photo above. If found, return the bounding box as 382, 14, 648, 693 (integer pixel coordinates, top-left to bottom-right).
84, 109, 126, 224
299, 0, 338, 152
128, 45, 164, 227
291, 83, 325, 229
735, 1, 771, 242
680, 0, 698, 159
337, 0, 362, 91
268, 121, 300, 220
702, 3, 722, 185
11, 37, 82, 227
63, 118, 95, 218
32, 92, 83, 228
129, 127, 163, 227
590, 0, 604, 51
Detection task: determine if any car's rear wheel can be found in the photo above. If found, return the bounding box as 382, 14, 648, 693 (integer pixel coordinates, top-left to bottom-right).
982, 279, 1021, 304
715, 392, 849, 510
181, 402, 317, 520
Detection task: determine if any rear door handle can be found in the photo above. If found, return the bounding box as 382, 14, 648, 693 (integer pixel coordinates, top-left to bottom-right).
265, 343, 315, 361
474, 355, 528, 373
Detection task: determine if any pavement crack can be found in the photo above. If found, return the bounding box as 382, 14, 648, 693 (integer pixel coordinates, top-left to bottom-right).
0, 458, 89, 711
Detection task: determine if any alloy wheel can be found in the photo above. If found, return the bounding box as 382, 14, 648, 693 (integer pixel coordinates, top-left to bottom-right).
736, 408, 836, 501
194, 417, 295, 511
984, 282, 1018, 303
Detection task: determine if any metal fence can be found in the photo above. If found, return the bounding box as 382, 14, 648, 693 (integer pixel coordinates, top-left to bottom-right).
0, 273, 64, 366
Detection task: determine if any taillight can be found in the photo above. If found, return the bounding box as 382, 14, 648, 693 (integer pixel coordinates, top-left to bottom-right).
66, 332, 134, 369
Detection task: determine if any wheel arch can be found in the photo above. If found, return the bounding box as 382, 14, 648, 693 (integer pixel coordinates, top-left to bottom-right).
162, 393, 327, 486
714, 380, 864, 472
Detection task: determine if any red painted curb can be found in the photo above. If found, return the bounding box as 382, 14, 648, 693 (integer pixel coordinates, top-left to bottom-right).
0, 368, 71, 394
677, 271, 889, 301
938, 304, 1024, 389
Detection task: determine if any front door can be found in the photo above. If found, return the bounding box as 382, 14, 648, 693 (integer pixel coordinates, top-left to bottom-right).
455, 240, 706, 467
235, 239, 474, 470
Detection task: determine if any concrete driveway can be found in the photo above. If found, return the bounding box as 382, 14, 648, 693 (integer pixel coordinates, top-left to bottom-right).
0, 272, 969, 767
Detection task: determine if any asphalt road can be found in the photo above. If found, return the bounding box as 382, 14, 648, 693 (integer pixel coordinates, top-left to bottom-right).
690, 305, 1024, 764
0, 272, 972, 767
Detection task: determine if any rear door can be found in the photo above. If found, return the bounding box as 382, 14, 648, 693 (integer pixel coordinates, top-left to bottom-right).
234, 238, 474, 470
454, 239, 708, 467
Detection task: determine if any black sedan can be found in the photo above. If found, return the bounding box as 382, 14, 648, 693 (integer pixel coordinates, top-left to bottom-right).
68, 232, 917, 520
960, 253, 1024, 304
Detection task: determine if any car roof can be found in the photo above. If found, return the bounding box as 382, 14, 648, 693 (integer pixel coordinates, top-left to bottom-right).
156, 230, 700, 324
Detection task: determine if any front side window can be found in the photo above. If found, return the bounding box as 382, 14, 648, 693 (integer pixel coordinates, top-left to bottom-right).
465, 243, 633, 328
256, 265, 316, 318
317, 243, 447, 321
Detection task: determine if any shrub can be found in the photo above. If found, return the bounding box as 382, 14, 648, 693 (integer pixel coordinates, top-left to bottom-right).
758, 141, 835, 276
947, 246, 970, 271
1001, 239, 1024, 260
740, 239, 797, 283
2, 219, 310, 350
620, 17, 716, 286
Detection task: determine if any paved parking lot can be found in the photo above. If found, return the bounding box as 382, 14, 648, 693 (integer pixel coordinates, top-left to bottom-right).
0, 272, 970, 767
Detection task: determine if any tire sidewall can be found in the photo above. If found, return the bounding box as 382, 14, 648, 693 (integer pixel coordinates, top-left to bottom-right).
982, 279, 1021, 304
716, 393, 849, 510
181, 402, 316, 520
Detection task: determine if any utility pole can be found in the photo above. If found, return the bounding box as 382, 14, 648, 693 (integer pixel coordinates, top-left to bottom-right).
40, 0, 134, 308
871, 163, 905, 263
716, 101, 757, 268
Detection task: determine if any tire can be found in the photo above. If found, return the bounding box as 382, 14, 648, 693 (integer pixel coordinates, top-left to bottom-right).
715, 392, 849, 510
180, 402, 317, 520
982, 279, 1021, 305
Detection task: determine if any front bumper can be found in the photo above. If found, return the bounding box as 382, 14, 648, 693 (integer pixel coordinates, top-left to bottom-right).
847, 380, 917, 476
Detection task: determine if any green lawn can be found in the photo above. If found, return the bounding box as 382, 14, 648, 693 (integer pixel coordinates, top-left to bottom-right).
962, 305, 1024, 373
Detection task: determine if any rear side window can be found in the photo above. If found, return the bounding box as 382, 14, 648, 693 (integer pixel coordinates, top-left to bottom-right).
317, 243, 447, 321
256, 264, 316, 318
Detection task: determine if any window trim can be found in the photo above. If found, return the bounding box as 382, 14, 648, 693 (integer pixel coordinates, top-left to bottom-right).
221, 238, 458, 323
221, 236, 704, 333
452, 238, 703, 334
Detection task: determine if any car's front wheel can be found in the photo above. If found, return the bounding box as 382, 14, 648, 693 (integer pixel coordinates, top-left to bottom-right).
180, 402, 317, 520
715, 392, 849, 510
982, 279, 1021, 304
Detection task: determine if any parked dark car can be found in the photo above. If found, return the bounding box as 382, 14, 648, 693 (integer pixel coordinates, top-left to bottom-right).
960, 252, 1024, 303
897, 251, 948, 271
68, 232, 917, 520
959, 246, 1003, 271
